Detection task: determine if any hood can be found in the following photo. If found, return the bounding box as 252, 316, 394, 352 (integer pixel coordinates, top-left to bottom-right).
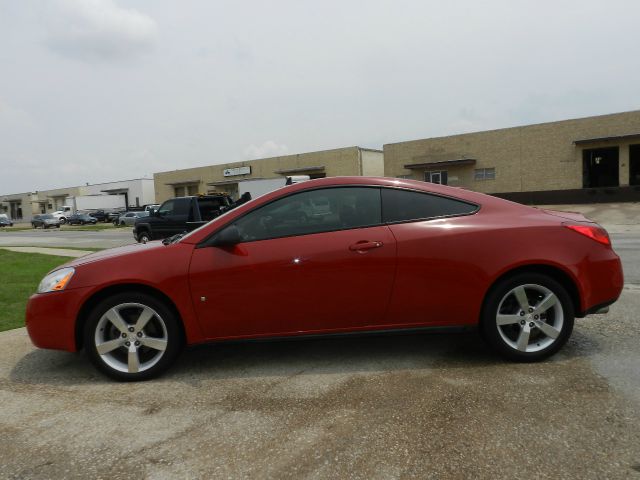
64, 241, 166, 268
539, 208, 595, 224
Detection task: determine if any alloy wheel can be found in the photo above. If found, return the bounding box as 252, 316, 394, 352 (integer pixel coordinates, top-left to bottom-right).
94, 303, 168, 374
495, 283, 564, 353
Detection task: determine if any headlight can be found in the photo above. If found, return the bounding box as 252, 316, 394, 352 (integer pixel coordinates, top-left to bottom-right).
37, 267, 75, 293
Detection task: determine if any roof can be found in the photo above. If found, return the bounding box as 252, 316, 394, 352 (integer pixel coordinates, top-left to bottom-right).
273, 166, 325, 174
404, 159, 477, 169
573, 133, 640, 145
164, 180, 200, 186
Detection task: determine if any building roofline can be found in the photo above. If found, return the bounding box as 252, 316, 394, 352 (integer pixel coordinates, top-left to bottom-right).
153, 146, 380, 176
383, 109, 640, 147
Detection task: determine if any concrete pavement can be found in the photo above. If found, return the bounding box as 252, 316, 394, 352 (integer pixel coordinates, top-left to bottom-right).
1, 289, 640, 479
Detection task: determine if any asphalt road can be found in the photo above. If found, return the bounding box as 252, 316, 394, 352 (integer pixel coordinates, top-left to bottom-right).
1, 228, 639, 479
0, 227, 135, 249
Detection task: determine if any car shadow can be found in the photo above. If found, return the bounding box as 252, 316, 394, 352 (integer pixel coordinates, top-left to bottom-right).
9, 327, 601, 386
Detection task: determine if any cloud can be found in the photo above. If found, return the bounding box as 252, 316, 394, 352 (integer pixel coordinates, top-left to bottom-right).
45, 0, 158, 62
0, 98, 34, 129
244, 140, 289, 160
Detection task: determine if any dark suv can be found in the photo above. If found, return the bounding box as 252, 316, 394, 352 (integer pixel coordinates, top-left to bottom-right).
133, 194, 233, 243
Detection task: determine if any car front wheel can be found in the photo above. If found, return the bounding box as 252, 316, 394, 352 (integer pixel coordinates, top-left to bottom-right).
481, 273, 574, 362
138, 231, 151, 243
84, 292, 182, 381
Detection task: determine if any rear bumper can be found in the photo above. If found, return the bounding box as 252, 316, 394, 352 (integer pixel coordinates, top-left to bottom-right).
25, 287, 93, 352
576, 253, 623, 316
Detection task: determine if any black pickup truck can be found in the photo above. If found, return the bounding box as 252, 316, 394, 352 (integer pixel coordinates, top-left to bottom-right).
133, 194, 233, 243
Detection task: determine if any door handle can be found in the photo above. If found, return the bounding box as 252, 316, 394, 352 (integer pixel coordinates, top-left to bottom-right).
349, 241, 383, 252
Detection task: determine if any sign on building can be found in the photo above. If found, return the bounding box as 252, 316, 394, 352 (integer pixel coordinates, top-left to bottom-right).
223, 166, 251, 177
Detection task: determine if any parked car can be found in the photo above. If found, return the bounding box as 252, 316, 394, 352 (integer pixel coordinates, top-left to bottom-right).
50, 210, 68, 224
66, 213, 98, 225
117, 211, 149, 226
108, 209, 126, 224
31, 214, 61, 229
26, 177, 623, 381
0, 214, 13, 227
88, 210, 109, 223
133, 194, 232, 243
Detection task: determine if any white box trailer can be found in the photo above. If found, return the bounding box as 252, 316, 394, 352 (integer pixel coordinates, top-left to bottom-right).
237, 176, 310, 200
61, 194, 126, 214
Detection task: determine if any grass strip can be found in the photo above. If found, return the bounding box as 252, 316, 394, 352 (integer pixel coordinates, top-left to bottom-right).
0, 250, 71, 332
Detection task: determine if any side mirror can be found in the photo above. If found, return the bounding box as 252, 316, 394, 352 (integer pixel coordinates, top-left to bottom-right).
210, 225, 242, 247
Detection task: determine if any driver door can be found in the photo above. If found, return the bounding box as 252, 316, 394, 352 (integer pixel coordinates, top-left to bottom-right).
188, 186, 397, 340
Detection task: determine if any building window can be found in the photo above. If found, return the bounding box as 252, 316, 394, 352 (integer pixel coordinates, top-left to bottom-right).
187, 184, 199, 195
425, 171, 448, 185
474, 168, 496, 180
174, 186, 185, 197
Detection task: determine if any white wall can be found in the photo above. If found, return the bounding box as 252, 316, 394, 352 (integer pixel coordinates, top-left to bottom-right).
83, 178, 156, 207
360, 150, 384, 176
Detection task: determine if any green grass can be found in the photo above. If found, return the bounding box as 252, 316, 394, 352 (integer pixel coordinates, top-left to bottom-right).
0, 250, 71, 332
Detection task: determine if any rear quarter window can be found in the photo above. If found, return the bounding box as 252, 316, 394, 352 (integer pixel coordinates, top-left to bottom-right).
382, 188, 478, 223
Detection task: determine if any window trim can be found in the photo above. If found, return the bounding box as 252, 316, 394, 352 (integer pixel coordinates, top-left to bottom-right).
197, 185, 481, 247
380, 186, 480, 226
198, 185, 384, 247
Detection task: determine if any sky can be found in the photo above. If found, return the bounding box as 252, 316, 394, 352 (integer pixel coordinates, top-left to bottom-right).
1, 0, 639, 194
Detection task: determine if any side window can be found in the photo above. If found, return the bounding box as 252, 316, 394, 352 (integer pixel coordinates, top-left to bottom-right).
199, 198, 225, 221
382, 188, 478, 223
158, 200, 174, 216
232, 187, 381, 242
172, 198, 191, 217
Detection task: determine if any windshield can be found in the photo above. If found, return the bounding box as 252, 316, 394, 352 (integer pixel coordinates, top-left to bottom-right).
42, 214, 54, 219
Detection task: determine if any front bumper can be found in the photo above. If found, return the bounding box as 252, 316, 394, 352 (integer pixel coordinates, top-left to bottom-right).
25, 286, 94, 352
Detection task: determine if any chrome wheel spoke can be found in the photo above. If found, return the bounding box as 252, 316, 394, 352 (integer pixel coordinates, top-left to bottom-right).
140, 337, 167, 352
128, 343, 140, 373
516, 325, 531, 352
534, 294, 558, 314
497, 314, 522, 326
96, 338, 125, 355
105, 308, 129, 334
135, 307, 155, 332
535, 320, 561, 339
513, 286, 530, 311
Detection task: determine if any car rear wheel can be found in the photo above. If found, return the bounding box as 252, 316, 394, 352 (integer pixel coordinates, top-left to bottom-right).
481, 273, 574, 362
84, 292, 182, 381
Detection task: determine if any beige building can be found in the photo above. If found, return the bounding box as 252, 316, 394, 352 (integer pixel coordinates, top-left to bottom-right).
384, 110, 640, 203
154, 146, 384, 203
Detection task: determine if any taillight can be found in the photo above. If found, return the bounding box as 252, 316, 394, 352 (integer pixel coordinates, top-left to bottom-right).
564, 224, 611, 246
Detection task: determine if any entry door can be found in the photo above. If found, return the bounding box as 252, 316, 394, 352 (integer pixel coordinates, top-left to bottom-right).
188, 186, 397, 339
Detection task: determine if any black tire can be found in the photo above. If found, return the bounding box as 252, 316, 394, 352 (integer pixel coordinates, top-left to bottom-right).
84, 292, 183, 381
60, 218, 66, 224
480, 273, 574, 362
138, 231, 151, 244
56, 225, 60, 229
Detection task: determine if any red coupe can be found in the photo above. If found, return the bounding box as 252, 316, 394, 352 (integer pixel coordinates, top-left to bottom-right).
26, 177, 623, 381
